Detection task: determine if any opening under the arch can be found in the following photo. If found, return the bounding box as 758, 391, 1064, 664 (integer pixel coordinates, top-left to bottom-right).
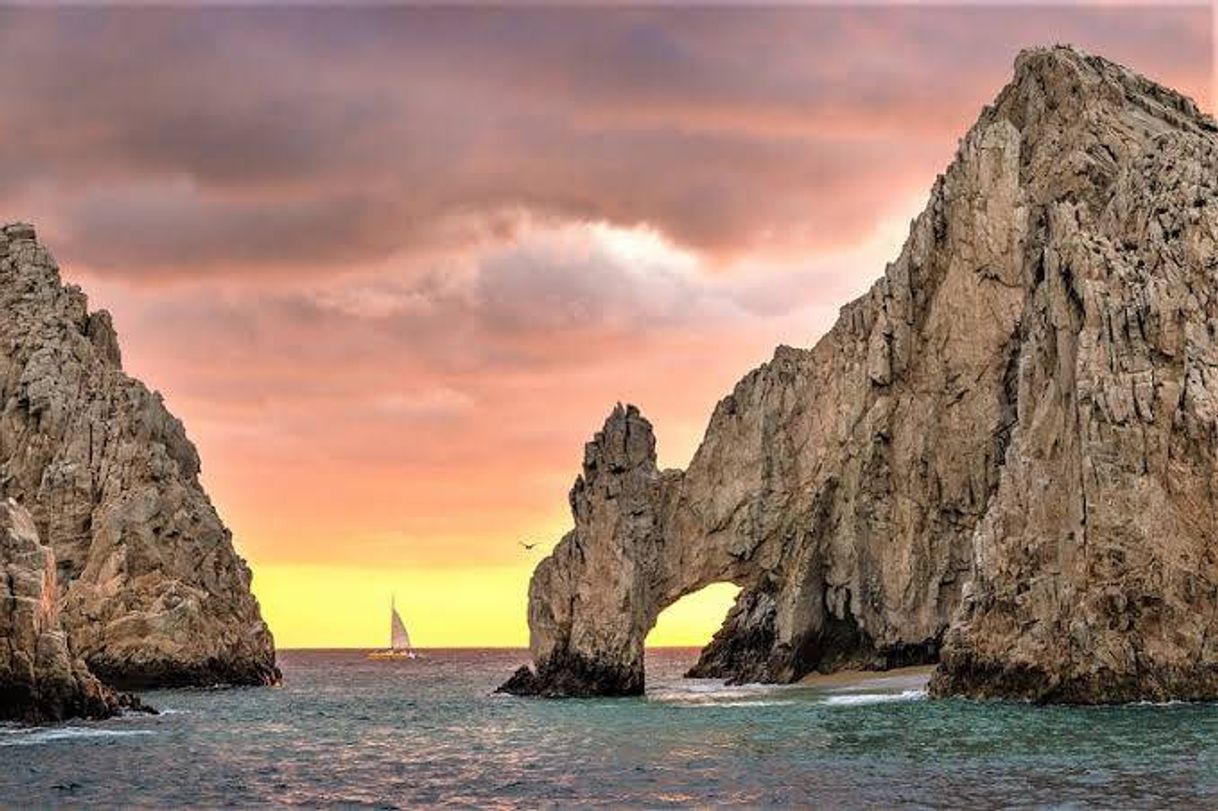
646, 582, 741, 649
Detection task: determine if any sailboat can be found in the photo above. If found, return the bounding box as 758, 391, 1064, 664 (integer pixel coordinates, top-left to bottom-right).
367, 596, 419, 660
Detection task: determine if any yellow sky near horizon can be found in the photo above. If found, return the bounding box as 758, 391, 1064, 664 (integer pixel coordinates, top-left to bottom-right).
253, 563, 741, 649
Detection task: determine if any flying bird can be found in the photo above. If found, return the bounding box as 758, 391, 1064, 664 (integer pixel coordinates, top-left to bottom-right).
519, 540, 539, 551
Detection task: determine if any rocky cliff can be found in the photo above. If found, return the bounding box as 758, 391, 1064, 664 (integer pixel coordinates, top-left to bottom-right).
0, 222, 278, 694
503, 46, 1218, 703
0, 498, 119, 722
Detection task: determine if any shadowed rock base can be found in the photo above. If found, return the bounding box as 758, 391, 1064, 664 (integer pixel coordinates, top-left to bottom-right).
0, 498, 159, 723
497, 651, 643, 698
0, 676, 115, 725
929, 655, 1218, 705
688, 587, 943, 684
90, 656, 281, 692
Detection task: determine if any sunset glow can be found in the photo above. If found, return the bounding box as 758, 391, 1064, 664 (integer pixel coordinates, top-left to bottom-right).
0, 5, 1210, 648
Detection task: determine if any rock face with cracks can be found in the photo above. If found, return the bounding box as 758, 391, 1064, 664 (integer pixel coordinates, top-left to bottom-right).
502, 46, 1218, 703
0, 222, 278, 693
0, 498, 119, 723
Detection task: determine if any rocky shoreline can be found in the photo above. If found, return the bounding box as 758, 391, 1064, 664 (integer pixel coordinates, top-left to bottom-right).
503, 46, 1218, 704
0, 498, 158, 722
0, 223, 278, 722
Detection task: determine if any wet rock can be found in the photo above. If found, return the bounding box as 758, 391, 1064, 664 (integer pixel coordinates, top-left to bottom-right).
117, 691, 159, 715
495, 666, 541, 696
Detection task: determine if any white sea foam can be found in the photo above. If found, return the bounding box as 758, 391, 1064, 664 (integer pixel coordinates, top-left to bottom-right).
648, 680, 784, 705
0, 727, 155, 747
688, 699, 800, 708
1129, 700, 1191, 708
664, 679, 771, 695
821, 689, 927, 707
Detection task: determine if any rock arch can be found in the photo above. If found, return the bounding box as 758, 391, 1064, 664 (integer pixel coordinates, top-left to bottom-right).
499, 70, 1030, 696
505, 405, 756, 696
501, 47, 1218, 702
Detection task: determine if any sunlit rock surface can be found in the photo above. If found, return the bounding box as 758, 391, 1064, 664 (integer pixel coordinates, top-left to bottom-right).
504, 46, 1218, 703
0, 223, 278, 690
0, 498, 119, 722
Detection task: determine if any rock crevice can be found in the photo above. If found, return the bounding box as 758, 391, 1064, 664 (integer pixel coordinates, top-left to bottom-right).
0, 497, 119, 723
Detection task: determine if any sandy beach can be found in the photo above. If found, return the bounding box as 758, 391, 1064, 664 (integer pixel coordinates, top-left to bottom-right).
798, 664, 935, 690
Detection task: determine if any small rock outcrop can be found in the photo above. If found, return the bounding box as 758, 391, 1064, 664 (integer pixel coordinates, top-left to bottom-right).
504, 46, 1218, 703
0, 498, 118, 723
0, 223, 278, 692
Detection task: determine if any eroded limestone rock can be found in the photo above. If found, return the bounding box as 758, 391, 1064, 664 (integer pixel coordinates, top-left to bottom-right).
930, 60, 1218, 704
0, 498, 118, 723
505, 46, 1218, 703
0, 223, 278, 690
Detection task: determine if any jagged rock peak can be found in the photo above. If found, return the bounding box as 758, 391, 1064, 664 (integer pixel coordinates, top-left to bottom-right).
1007, 45, 1210, 122
503, 403, 675, 697
505, 46, 1218, 703
0, 222, 279, 693
582, 403, 656, 474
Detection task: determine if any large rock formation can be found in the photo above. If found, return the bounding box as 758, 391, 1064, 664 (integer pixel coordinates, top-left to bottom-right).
0, 498, 119, 723
0, 222, 278, 691
930, 55, 1218, 703
503, 46, 1218, 703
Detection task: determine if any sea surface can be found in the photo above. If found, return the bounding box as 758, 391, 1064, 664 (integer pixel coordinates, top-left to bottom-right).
4, 648, 1218, 808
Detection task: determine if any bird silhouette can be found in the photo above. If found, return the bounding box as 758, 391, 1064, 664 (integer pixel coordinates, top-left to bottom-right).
519, 540, 539, 551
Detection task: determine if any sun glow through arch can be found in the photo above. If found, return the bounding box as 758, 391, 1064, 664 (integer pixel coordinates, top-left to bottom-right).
646, 582, 742, 648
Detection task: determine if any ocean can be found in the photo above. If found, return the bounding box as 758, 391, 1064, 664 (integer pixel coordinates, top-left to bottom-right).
3, 648, 1218, 808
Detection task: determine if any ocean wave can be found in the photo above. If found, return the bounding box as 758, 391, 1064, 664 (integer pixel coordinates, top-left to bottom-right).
0, 727, 155, 747
659, 679, 772, 695
1128, 700, 1192, 708
671, 699, 801, 709
821, 690, 927, 707
647, 683, 784, 705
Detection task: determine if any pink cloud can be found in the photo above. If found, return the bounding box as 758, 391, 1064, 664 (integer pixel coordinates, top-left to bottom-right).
0, 5, 1207, 574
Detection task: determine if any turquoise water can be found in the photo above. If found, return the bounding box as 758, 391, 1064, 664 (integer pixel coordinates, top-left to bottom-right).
3, 649, 1218, 807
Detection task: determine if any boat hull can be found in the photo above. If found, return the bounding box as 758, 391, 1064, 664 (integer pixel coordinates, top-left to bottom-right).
367, 650, 419, 660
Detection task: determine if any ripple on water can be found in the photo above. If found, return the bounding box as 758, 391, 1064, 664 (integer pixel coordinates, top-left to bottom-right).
0, 727, 155, 746
2, 649, 1218, 807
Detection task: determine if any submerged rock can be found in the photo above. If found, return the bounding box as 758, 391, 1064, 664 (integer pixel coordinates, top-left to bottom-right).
0, 223, 279, 691
495, 665, 542, 696
505, 46, 1218, 703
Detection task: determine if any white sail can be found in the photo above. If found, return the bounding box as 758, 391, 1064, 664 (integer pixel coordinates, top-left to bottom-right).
390, 598, 412, 651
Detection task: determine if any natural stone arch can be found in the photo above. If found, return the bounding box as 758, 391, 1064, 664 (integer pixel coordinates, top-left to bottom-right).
508, 405, 760, 697
501, 375, 987, 697
500, 64, 1036, 697
503, 47, 1218, 704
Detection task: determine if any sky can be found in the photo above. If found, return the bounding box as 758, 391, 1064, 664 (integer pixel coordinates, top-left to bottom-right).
0, 4, 1211, 649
